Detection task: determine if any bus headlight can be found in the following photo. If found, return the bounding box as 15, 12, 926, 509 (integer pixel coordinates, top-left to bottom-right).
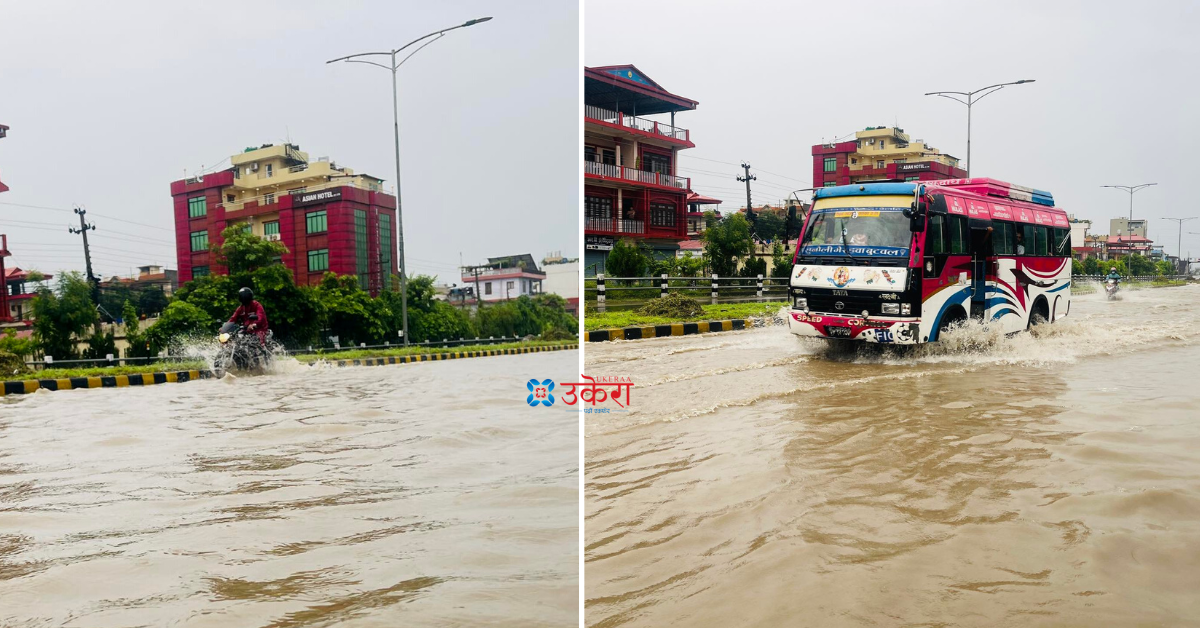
218, 333, 231, 344
793, 297, 807, 310
881, 303, 900, 315
901, 303, 912, 315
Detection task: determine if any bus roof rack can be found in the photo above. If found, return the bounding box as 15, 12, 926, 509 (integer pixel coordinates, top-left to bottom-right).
924, 178, 1055, 207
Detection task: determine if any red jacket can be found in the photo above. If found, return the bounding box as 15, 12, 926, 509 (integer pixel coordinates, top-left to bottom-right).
229, 300, 269, 337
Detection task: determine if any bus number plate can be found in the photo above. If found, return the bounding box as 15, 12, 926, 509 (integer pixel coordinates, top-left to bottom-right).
826, 326, 851, 338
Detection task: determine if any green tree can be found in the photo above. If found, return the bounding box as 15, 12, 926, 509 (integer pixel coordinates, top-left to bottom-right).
0, 328, 37, 358
770, 241, 793, 278
1127, 253, 1156, 276
31, 271, 97, 360
83, 331, 117, 360
386, 274, 476, 343
211, 223, 288, 274
702, 213, 753, 277
1155, 259, 1175, 275
138, 287, 169, 317
98, 283, 132, 323
1082, 256, 1100, 275
753, 211, 785, 242
173, 273, 237, 328
251, 264, 323, 346
740, 255, 767, 278
605, 238, 651, 278
314, 273, 389, 346
144, 301, 215, 353
1071, 258, 1084, 276
122, 300, 154, 359
677, 252, 707, 277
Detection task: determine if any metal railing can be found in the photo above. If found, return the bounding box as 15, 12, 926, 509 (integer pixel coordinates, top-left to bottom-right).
586, 274, 790, 312
583, 160, 690, 190
584, 217, 645, 234
584, 104, 689, 141
21, 335, 574, 371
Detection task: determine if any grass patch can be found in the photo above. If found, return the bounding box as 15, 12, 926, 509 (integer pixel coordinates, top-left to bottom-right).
10, 361, 208, 381
585, 302, 783, 331
293, 340, 577, 363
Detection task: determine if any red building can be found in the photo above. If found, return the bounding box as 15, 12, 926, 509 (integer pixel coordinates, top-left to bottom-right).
170, 144, 398, 294
813, 126, 967, 188
584, 65, 696, 273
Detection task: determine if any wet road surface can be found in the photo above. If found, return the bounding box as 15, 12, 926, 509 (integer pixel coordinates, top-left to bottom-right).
1, 350, 578, 627
585, 284, 1200, 627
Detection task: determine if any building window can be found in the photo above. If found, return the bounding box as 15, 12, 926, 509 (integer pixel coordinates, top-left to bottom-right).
894, 159, 907, 164
823, 157, 837, 173
237, 222, 251, 234
226, 194, 236, 203
602, 149, 616, 165
485, 282, 492, 295
265, 163, 273, 177
585, 145, 596, 162
650, 202, 676, 227
192, 265, 209, 277
264, 193, 275, 205
876, 160, 885, 168
506, 280, 515, 294
850, 158, 857, 165
264, 221, 279, 236
190, 230, 208, 252
355, 209, 369, 290
643, 152, 671, 175
308, 248, 329, 272
585, 196, 612, 218
306, 210, 327, 234
904, 176, 918, 182
880, 140, 886, 149
188, 196, 206, 218
824, 182, 837, 187
379, 214, 392, 291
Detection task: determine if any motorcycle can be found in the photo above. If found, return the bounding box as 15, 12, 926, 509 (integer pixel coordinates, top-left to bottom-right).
213, 316, 273, 376
1104, 278, 1120, 300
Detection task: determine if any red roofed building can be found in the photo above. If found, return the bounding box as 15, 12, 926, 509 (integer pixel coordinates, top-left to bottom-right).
3, 263, 52, 322
686, 192, 722, 237
461, 254, 546, 303
585, 65, 697, 273
1106, 235, 1153, 257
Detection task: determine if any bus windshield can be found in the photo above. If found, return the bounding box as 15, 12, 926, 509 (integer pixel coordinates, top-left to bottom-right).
800, 208, 911, 258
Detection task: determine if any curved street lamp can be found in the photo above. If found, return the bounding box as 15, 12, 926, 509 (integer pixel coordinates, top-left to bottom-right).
925, 79, 1035, 177
328, 16, 493, 346
1101, 183, 1157, 220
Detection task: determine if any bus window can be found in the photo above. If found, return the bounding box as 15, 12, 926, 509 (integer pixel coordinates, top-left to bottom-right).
1052, 228, 1071, 255
1018, 224, 1035, 255
948, 215, 968, 254
1034, 226, 1049, 256
927, 214, 945, 254
994, 221, 1015, 255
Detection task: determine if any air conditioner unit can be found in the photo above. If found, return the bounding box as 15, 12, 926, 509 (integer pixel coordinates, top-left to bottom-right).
265, 233, 281, 242
250, 163, 259, 172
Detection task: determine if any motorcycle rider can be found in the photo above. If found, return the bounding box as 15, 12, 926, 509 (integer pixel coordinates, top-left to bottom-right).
229, 287, 270, 344
1105, 268, 1122, 285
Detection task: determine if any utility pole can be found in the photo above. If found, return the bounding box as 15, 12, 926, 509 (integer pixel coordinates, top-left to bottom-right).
1161, 217, 1197, 273
738, 162, 757, 230
69, 207, 103, 332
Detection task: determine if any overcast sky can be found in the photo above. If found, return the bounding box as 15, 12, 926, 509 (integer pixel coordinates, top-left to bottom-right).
0, 0, 577, 283
586, 0, 1200, 261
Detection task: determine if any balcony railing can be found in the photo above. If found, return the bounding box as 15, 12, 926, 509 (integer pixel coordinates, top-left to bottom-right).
585, 104, 689, 142
585, 216, 645, 234
584, 160, 690, 190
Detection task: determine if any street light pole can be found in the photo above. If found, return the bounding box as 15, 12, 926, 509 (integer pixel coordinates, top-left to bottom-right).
1101, 183, 1157, 220
1161, 217, 1197, 273
328, 16, 492, 346
925, 79, 1035, 177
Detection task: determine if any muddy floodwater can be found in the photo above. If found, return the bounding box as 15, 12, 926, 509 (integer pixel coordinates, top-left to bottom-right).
0, 350, 578, 627
585, 284, 1200, 627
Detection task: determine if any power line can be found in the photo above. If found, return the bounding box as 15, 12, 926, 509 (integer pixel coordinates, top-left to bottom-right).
0, 201, 173, 232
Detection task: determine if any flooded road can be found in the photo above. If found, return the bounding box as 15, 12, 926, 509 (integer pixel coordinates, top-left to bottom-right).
1, 350, 578, 627
585, 284, 1200, 627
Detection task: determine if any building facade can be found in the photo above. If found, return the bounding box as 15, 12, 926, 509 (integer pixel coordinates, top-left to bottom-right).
541, 256, 579, 316
170, 144, 398, 295
584, 65, 697, 273
812, 126, 966, 188
686, 192, 722, 237
1109, 218, 1148, 239
462, 254, 546, 303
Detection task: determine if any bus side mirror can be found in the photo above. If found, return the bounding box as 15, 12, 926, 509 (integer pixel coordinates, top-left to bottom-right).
905, 202, 926, 233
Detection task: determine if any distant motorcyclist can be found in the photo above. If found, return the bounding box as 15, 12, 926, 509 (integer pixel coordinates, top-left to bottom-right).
1105, 269, 1122, 284
229, 287, 269, 344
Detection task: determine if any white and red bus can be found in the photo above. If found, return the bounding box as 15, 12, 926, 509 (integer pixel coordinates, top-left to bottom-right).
788, 178, 1072, 344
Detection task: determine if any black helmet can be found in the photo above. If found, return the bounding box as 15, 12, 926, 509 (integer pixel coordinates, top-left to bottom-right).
238, 287, 254, 305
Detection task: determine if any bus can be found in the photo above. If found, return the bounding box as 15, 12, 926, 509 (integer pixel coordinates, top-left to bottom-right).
788, 178, 1072, 344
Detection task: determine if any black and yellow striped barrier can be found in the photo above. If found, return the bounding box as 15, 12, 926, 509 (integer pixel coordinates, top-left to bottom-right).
1, 344, 579, 396
585, 319, 752, 342
322, 343, 578, 368
1, 369, 209, 397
